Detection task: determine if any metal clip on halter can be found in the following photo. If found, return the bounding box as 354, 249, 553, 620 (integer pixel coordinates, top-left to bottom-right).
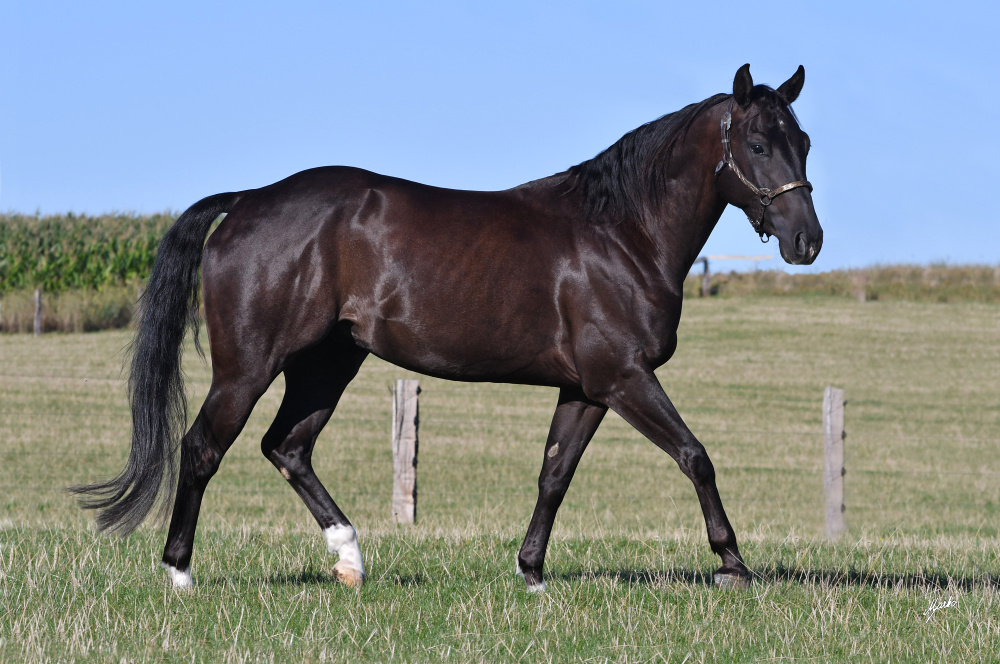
714, 106, 812, 241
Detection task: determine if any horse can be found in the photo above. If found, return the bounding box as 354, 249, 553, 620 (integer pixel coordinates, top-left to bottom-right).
73, 64, 822, 592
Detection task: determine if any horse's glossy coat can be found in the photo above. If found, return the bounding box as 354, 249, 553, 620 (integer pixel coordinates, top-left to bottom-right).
74, 65, 822, 589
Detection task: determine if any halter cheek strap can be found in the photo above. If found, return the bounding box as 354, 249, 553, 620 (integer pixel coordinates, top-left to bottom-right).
714, 107, 812, 240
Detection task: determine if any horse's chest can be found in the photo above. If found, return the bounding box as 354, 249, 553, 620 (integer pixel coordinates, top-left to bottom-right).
632, 303, 682, 367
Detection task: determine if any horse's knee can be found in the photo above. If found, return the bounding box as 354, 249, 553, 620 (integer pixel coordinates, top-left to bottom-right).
537, 472, 572, 509
680, 446, 716, 485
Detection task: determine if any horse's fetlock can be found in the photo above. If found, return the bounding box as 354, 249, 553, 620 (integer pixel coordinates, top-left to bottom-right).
709, 530, 736, 551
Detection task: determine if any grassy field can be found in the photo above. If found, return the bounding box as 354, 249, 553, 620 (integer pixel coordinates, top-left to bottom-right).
690, 264, 1000, 303
1, 296, 998, 662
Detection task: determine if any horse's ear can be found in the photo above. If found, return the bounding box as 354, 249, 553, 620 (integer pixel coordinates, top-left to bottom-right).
733, 64, 753, 108
777, 65, 805, 104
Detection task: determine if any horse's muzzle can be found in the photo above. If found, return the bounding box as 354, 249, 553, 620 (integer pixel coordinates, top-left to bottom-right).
783, 230, 823, 265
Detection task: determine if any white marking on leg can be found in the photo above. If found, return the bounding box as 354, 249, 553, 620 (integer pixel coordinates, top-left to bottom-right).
324, 524, 365, 587
547, 442, 559, 458
515, 554, 546, 593
160, 562, 193, 589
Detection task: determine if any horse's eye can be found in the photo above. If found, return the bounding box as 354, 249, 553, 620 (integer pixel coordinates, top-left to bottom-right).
750, 144, 766, 155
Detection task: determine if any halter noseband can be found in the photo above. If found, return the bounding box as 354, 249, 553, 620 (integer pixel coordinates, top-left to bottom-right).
713, 102, 812, 241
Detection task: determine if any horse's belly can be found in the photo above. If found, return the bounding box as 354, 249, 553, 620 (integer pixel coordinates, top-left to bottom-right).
343, 303, 577, 386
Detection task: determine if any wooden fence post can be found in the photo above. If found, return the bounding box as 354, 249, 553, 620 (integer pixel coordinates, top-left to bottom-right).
852, 271, 867, 303
33, 289, 42, 337
392, 379, 419, 524
694, 256, 711, 297
823, 386, 847, 538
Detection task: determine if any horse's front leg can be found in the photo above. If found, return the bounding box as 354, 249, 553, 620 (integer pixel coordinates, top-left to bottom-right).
588, 364, 750, 587
517, 387, 607, 592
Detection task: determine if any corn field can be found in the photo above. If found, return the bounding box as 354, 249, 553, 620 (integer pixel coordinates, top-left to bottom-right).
0, 212, 174, 294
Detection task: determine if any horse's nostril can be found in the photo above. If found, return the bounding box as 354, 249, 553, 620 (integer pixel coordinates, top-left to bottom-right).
794, 232, 807, 257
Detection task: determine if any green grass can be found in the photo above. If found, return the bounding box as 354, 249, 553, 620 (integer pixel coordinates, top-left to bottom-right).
1, 297, 998, 661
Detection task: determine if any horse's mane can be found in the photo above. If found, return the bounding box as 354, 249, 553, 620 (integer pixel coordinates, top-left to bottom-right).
564, 92, 731, 228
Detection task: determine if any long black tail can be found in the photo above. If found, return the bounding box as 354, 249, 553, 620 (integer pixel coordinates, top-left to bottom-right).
71, 191, 242, 534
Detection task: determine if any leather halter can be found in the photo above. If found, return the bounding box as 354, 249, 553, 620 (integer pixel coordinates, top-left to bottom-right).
714, 103, 812, 240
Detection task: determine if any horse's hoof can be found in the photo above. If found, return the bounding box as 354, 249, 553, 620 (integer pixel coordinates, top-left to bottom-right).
333, 561, 365, 589
713, 571, 751, 589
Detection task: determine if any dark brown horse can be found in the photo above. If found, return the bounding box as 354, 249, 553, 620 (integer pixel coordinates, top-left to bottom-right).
74, 64, 822, 591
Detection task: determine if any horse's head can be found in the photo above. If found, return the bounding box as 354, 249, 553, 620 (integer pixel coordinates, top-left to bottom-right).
715, 64, 823, 265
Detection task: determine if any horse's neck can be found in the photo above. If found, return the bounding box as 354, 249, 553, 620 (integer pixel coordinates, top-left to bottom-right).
523, 104, 729, 286
650, 180, 728, 285
635, 114, 729, 287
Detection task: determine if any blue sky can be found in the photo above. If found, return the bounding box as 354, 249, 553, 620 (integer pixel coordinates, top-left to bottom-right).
1, 1, 997, 271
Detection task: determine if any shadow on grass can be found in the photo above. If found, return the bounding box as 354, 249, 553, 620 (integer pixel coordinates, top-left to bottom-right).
197, 560, 997, 591
763, 565, 1000, 591
554, 568, 715, 586
554, 566, 1000, 591
266, 570, 428, 587
195, 570, 428, 588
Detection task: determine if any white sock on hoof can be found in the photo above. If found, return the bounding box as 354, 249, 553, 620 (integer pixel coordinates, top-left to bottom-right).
160, 562, 193, 589
515, 555, 546, 593
323, 524, 365, 586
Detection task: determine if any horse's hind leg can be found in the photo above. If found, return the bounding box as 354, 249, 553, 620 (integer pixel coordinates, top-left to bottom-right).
517, 387, 607, 592
161, 372, 273, 588
261, 338, 369, 587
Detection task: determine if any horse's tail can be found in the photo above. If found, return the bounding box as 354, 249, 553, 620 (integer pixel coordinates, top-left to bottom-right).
70, 191, 242, 535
